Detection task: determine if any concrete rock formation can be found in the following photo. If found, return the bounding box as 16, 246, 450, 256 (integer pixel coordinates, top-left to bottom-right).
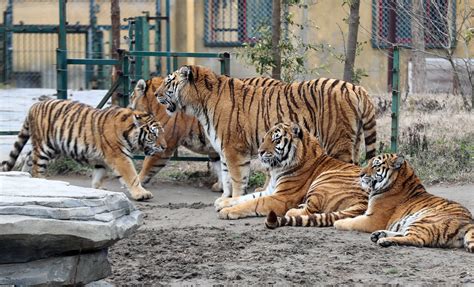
0, 172, 142, 285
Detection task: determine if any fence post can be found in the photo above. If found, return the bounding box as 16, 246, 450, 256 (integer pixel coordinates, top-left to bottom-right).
4, 1, 13, 85
390, 46, 400, 153
120, 52, 130, 107
220, 52, 230, 76
57, 0, 68, 99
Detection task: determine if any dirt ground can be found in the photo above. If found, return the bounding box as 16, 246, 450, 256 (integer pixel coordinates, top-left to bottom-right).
52, 174, 474, 285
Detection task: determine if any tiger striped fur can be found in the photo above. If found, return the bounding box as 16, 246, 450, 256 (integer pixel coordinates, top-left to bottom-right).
215, 122, 368, 221
1, 80, 166, 201
334, 153, 474, 252
241, 76, 377, 163
130, 77, 222, 190
156, 65, 376, 199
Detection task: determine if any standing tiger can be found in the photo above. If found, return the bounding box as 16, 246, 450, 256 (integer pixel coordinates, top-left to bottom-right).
130, 76, 222, 191
1, 79, 166, 201
334, 154, 474, 252
215, 122, 368, 221
156, 65, 376, 199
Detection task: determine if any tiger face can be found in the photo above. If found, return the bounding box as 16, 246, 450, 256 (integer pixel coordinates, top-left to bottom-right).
258, 123, 304, 169
132, 111, 167, 156
155, 66, 193, 115
360, 153, 405, 196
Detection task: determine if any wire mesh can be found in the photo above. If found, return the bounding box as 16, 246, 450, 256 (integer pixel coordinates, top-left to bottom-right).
204, 0, 272, 47
371, 0, 456, 49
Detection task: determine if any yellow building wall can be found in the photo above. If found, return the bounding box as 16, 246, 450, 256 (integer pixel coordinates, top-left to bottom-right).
1, 0, 472, 92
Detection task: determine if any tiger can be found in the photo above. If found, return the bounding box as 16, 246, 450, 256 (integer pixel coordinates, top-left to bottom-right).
214, 122, 368, 222
156, 65, 376, 199
1, 79, 166, 201
130, 76, 222, 191
333, 153, 474, 252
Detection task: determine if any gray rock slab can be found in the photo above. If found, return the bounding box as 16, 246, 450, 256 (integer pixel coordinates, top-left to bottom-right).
0, 172, 142, 263
0, 249, 111, 285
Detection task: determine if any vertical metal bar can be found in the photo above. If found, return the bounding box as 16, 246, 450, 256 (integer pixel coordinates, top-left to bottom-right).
165, 0, 171, 73
121, 54, 130, 107
220, 52, 230, 76
142, 17, 150, 79
387, 0, 397, 92
390, 46, 400, 153
155, 0, 162, 74
86, 0, 95, 89
172, 56, 178, 71
96, 31, 105, 88
5, 0, 13, 84
57, 0, 68, 99
135, 17, 144, 81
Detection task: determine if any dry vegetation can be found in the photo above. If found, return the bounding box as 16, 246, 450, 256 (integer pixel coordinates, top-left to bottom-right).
374, 93, 473, 184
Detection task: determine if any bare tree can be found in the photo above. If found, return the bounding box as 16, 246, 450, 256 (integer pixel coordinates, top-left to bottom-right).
410, 0, 425, 93
400, 0, 472, 110
343, 0, 360, 82
111, 0, 121, 105
271, 0, 282, 80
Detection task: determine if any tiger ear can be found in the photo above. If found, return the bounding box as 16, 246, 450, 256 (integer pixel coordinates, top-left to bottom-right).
130, 79, 147, 110
291, 123, 303, 139
132, 113, 144, 127
179, 66, 194, 82
393, 154, 405, 169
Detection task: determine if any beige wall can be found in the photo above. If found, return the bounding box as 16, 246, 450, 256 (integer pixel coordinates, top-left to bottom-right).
2, 0, 472, 92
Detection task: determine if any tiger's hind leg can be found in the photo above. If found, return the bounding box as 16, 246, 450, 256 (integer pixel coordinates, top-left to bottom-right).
376, 233, 426, 248
370, 230, 403, 243
31, 145, 55, 177
92, 165, 107, 189
139, 150, 173, 186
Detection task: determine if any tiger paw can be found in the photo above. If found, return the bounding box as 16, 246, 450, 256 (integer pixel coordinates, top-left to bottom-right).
285, 208, 308, 217
211, 181, 223, 192
377, 238, 396, 247
218, 207, 241, 220
214, 196, 233, 211
333, 218, 352, 230
131, 189, 154, 201
370, 230, 388, 243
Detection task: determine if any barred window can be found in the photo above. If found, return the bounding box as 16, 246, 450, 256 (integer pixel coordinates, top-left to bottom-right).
371, 0, 456, 49
204, 0, 272, 47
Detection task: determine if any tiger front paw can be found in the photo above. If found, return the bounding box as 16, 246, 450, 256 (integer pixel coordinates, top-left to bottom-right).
218, 207, 241, 220
370, 230, 388, 243
333, 218, 352, 230
130, 188, 154, 201
214, 196, 234, 211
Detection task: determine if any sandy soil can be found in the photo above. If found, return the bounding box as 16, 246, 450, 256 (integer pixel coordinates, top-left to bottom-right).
50, 174, 474, 285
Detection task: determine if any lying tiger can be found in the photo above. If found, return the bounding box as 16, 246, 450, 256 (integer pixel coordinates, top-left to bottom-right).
1, 79, 166, 201
215, 122, 368, 222
334, 153, 474, 252
156, 65, 376, 199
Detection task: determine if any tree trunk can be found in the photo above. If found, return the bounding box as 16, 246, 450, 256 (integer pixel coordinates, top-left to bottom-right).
271, 0, 281, 80
111, 0, 121, 105
410, 0, 426, 94
449, 57, 471, 111
343, 0, 360, 83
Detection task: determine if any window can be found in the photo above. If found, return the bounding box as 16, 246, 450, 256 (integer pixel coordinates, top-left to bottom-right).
204, 0, 272, 47
371, 0, 456, 49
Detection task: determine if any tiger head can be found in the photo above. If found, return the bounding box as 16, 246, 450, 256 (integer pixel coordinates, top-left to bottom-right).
132, 111, 167, 156
359, 153, 406, 197
155, 65, 216, 115
258, 122, 304, 170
